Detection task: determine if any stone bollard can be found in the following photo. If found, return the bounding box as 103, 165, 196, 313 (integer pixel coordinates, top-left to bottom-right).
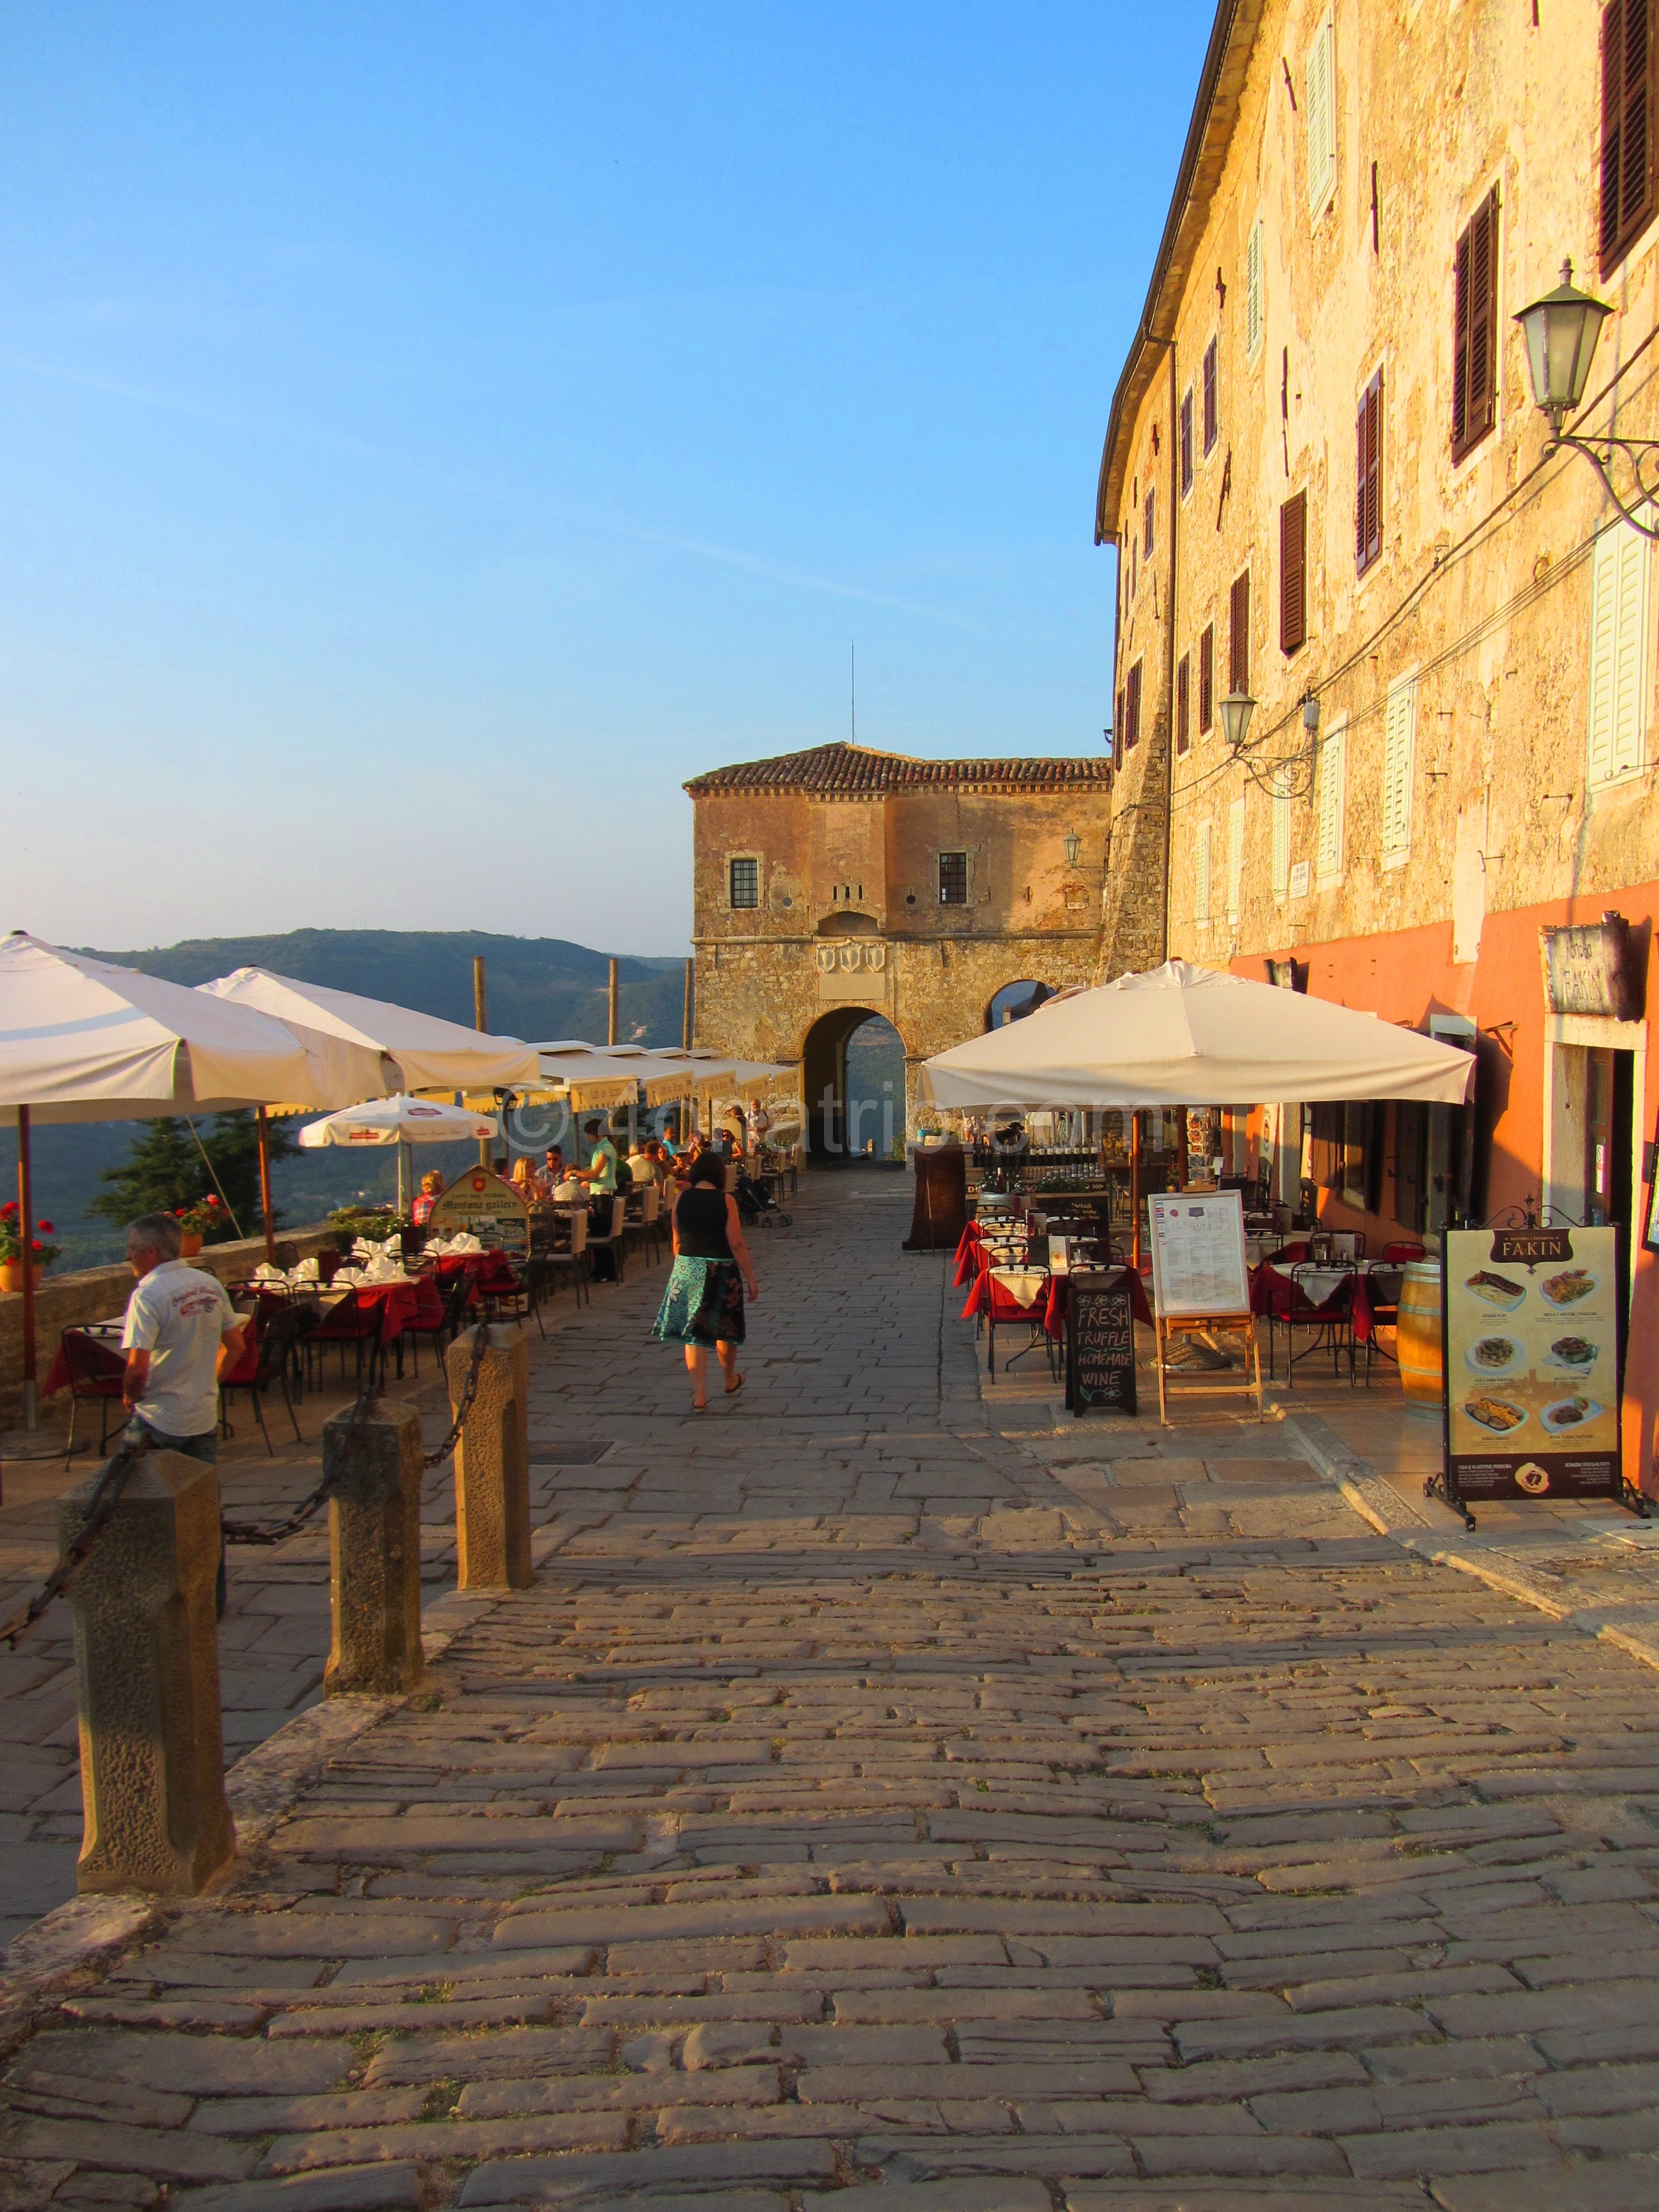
445, 1323, 533, 1590
62, 1449, 235, 1897
324, 1398, 425, 1696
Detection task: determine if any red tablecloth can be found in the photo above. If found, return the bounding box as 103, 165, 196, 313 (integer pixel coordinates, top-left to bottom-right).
961, 1270, 1052, 1327
1042, 1267, 1154, 1340
43, 1329, 124, 1399
324, 1281, 425, 1347
1250, 1262, 1373, 1338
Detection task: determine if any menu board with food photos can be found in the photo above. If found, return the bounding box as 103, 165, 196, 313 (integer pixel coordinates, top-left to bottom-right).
1443, 1225, 1621, 1501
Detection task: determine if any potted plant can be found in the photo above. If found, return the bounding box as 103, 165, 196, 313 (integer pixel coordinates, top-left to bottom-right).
0, 1203, 61, 1293
175, 1196, 230, 1256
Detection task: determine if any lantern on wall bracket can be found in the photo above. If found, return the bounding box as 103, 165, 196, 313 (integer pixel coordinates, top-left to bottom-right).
1063, 831, 1082, 867
1516, 258, 1659, 539
1218, 691, 1256, 755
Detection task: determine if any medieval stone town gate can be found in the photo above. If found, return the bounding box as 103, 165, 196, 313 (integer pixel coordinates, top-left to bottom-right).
685, 743, 1113, 1155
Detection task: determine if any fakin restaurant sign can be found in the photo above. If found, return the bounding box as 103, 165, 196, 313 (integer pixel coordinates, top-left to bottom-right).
1539, 911, 1643, 1021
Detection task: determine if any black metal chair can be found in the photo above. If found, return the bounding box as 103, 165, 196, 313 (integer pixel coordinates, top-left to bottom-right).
60, 1328, 126, 1465
219, 1309, 306, 1454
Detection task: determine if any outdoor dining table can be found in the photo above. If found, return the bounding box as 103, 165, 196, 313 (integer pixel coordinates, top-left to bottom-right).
1249, 1260, 1378, 1384
319, 1276, 426, 1347
960, 1263, 1056, 1379
42, 1320, 125, 1399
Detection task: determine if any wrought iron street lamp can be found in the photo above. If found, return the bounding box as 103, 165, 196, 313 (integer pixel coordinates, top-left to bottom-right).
1516, 258, 1659, 539
1218, 691, 1256, 754
1063, 832, 1081, 867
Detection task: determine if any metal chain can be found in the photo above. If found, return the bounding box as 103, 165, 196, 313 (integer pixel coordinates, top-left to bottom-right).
0, 1434, 151, 1650
221, 1322, 491, 1546
220, 1380, 382, 1547
424, 1323, 489, 1466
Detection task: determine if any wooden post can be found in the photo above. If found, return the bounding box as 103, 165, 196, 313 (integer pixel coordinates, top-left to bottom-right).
257, 1107, 276, 1265
608, 957, 619, 1046
1174, 1105, 1189, 1192
18, 1104, 36, 1432
473, 956, 491, 1168
1130, 1109, 1142, 1270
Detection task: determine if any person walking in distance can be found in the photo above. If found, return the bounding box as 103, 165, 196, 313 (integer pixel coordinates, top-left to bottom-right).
120, 1211, 246, 1615
651, 1150, 759, 1412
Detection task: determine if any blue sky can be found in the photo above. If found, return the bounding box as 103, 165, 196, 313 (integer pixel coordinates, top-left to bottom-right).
2, 2, 1210, 953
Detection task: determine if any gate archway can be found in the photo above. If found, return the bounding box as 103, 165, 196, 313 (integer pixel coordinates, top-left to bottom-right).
802, 1007, 905, 1160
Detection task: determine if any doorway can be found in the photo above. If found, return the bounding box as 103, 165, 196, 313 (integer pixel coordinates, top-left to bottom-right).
802, 1008, 904, 1161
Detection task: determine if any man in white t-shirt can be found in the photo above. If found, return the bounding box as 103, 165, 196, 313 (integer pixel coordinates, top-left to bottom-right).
122, 1212, 245, 1611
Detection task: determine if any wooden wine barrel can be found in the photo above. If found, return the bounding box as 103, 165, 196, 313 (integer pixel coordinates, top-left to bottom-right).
1396, 1260, 1443, 1411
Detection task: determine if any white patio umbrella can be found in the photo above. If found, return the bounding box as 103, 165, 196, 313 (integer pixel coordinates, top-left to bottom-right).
298, 1094, 500, 1215
0, 933, 325, 1432
297, 1096, 499, 1147
202, 969, 540, 1093
919, 961, 1475, 1110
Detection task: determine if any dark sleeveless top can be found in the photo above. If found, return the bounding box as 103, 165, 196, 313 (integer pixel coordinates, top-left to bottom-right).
675, 1185, 733, 1260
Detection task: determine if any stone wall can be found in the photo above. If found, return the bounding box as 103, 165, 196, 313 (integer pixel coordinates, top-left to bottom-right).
687, 753, 1112, 1144
1, 1224, 340, 1431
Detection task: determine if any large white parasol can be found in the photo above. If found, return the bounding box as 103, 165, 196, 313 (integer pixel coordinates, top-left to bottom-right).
0, 933, 335, 1433
298, 1095, 499, 1147
202, 969, 540, 1094
919, 961, 1476, 1110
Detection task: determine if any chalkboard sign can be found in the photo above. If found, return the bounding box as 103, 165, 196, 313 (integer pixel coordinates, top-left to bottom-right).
1068, 1268, 1138, 1416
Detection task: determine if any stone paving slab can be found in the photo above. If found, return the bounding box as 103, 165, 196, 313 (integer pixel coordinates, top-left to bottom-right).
7, 1178, 1659, 2204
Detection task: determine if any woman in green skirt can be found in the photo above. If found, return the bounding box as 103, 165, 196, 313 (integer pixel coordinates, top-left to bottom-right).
651, 1149, 760, 1412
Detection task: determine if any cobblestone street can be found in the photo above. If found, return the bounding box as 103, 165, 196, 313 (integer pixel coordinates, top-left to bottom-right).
8, 1176, 1659, 2208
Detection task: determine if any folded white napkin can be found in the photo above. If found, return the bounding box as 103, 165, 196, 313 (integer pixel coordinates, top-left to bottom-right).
333, 1266, 364, 1286
253, 1262, 284, 1280
992, 1267, 1048, 1309
448, 1231, 483, 1253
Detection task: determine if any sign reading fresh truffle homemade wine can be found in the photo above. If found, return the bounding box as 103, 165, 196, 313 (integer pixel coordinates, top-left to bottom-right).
1442, 1224, 1621, 1502
1068, 1269, 1138, 1416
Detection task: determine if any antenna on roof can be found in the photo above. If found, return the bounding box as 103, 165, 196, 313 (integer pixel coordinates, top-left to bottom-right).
851, 641, 856, 745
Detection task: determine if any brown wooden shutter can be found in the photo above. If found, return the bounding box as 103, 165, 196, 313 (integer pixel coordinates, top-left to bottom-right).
1114, 688, 1124, 769
1355, 371, 1382, 573
1280, 492, 1307, 655
1199, 625, 1214, 731
1176, 655, 1191, 754
1453, 190, 1499, 461
1125, 661, 1142, 749
1602, 0, 1658, 272
1229, 571, 1250, 693
1203, 340, 1218, 452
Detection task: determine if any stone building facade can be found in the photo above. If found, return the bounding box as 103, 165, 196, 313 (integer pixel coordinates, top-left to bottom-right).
1097, 0, 1659, 1486
685, 743, 1112, 1152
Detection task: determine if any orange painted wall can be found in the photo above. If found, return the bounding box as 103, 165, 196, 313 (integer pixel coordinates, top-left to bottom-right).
1233, 886, 1659, 1496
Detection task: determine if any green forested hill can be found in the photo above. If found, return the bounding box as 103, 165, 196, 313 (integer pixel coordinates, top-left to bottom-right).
77, 929, 688, 1048
6, 930, 689, 1270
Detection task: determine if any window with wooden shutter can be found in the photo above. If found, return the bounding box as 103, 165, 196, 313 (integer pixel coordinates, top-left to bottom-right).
1356, 370, 1383, 575
1203, 339, 1219, 452
1180, 391, 1194, 497
1246, 219, 1264, 358
1114, 688, 1124, 770
1229, 571, 1250, 694
1176, 654, 1191, 755
1601, 0, 1658, 275
1316, 726, 1345, 881
1227, 797, 1245, 922
1280, 492, 1307, 655
1587, 514, 1653, 785
1307, 14, 1336, 218
1381, 671, 1417, 860
1199, 624, 1214, 731
1125, 659, 1143, 751
1195, 820, 1212, 925
1271, 766, 1291, 896
1144, 488, 1155, 558
1452, 189, 1500, 462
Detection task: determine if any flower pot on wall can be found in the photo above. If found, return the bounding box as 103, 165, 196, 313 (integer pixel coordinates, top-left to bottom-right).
0, 1262, 41, 1295
179, 1233, 204, 1258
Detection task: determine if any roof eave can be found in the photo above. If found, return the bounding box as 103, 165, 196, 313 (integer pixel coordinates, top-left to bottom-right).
1093, 0, 1261, 547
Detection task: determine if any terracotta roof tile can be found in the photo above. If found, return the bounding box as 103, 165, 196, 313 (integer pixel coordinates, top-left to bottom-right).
684, 742, 1111, 797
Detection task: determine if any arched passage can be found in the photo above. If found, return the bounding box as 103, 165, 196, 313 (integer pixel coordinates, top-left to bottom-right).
802, 1008, 905, 1161
986, 978, 1052, 1030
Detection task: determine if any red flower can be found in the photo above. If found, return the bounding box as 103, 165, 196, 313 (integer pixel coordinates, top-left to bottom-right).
29, 1239, 47, 1256
205, 1196, 221, 1208
36, 1219, 53, 1233
0, 1201, 17, 1219
175, 1208, 187, 1217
